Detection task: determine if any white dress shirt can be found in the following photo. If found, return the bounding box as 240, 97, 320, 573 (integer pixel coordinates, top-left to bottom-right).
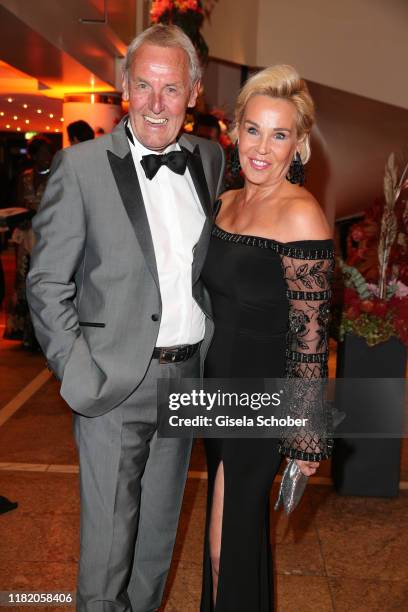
127, 122, 206, 346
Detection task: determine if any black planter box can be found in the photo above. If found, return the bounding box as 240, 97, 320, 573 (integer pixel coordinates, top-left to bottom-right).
331, 333, 407, 497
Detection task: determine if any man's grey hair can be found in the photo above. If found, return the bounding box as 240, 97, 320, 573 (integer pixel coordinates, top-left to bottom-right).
123, 24, 202, 88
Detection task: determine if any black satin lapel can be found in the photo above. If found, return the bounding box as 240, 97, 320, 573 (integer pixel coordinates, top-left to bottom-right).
182, 145, 213, 284
107, 150, 159, 288
183, 145, 213, 219
192, 218, 212, 285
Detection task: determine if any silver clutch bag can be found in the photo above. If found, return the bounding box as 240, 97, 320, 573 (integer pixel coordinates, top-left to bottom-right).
274, 459, 309, 515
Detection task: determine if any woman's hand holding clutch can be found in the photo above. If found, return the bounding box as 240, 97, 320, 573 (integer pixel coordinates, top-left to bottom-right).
274, 458, 319, 515
295, 459, 319, 476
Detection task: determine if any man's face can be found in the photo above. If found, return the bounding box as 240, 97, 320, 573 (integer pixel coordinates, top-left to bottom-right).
123, 43, 200, 151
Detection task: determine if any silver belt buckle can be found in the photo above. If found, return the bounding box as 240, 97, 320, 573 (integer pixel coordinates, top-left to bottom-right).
159, 348, 168, 364
159, 348, 178, 364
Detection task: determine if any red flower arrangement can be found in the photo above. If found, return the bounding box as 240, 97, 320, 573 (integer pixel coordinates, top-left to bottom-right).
338, 153, 408, 347
150, 0, 216, 63
340, 278, 408, 346
151, 0, 203, 23
346, 196, 408, 286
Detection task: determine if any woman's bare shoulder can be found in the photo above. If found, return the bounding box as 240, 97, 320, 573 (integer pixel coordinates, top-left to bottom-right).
283, 189, 332, 241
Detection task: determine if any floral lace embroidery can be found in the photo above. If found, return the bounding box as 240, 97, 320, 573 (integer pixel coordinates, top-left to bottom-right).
279, 252, 335, 461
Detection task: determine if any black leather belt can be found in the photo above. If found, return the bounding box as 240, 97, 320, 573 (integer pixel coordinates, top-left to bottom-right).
152, 342, 201, 364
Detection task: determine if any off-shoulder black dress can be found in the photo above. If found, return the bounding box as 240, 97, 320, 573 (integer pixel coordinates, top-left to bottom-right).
200, 223, 334, 612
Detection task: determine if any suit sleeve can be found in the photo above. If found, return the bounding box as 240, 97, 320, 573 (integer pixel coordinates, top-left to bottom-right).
26, 149, 86, 380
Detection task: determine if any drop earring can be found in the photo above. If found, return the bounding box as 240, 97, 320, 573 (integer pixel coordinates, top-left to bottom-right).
286, 152, 305, 186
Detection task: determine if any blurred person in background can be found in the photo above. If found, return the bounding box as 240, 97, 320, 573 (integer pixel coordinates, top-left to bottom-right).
193, 112, 221, 142
4, 135, 55, 349
67, 120, 95, 145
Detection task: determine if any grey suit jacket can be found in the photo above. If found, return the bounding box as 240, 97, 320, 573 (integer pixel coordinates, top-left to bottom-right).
26, 118, 225, 417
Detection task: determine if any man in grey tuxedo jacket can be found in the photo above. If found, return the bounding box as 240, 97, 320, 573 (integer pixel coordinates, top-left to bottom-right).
27, 24, 224, 612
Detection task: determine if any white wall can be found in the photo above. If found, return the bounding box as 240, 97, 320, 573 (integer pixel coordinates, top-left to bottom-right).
202, 60, 242, 118
202, 0, 260, 67
203, 0, 408, 110
306, 81, 408, 220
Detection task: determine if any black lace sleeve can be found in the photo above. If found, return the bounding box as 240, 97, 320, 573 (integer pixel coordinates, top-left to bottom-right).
278, 241, 334, 461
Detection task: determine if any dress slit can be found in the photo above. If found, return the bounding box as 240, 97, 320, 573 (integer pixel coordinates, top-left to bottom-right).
201, 441, 223, 612
210, 459, 225, 611
201, 439, 281, 612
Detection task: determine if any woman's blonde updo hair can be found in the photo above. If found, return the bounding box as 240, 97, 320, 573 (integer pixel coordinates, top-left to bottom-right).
235, 64, 315, 163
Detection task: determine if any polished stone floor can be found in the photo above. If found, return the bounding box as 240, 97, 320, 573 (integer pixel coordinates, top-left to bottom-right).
0, 302, 408, 610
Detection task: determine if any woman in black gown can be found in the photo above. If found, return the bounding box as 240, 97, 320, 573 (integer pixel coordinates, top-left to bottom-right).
200, 65, 334, 611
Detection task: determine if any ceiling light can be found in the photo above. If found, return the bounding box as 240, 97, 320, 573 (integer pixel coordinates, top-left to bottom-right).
6, 124, 10, 128
0, 112, 4, 117
17, 127, 21, 132
7, 98, 13, 103
55, 128, 60, 132
46, 126, 50, 130
25, 119, 30, 124
49, 113, 54, 118
23, 104, 28, 109
36, 109, 42, 114
60, 118, 64, 122
13, 115, 18, 120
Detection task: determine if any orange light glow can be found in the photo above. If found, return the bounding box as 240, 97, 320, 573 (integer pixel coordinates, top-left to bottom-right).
36, 109, 42, 114
23, 103, 28, 109
39, 84, 115, 100
5, 124, 10, 128
7, 98, 13, 103
46, 126, 50, 130
49, 113, 54, 118
25, 119, 30, 124
13, 115, 18, 120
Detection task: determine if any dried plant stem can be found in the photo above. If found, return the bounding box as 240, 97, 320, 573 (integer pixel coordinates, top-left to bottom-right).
378, 155, 408, 299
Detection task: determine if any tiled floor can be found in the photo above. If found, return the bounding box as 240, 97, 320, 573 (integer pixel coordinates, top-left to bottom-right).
1, 335, 408, 610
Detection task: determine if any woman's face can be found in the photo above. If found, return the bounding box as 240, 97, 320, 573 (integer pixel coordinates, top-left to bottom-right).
238, 95, 301, 187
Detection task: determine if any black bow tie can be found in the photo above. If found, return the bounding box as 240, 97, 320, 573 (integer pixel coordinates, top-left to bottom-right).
140, 150, 189, 180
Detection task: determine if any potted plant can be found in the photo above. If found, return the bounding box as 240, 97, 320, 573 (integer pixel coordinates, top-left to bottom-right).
332, 153, 408, 497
